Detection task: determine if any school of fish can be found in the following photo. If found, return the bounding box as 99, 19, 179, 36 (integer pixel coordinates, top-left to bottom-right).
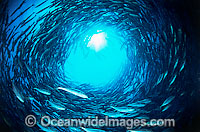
0, 0, 197, 132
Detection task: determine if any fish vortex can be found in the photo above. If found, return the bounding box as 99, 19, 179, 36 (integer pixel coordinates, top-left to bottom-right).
0, 0, 196, 132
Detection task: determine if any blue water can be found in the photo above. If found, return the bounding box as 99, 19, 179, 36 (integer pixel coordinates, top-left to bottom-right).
64, 27, 128, 86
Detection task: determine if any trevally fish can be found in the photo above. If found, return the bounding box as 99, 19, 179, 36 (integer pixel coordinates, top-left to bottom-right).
135, 99, 151, 104
169, 75, 177, 86
154, 73, 164, 86
81, 127, 106, 132
37, 124, 56, 132
162, 104, 172, 112
160, 96, 175, 108
40, 48, 50, 61
127, 130, 153, 132
12, 80, 24, 103
36, 5, 50, 14
33, 87, 51, 95
8, 4, 34, 27
24, 62, 33, 75
46, 100, 65, 111
36, 0, 48, 8
57, 87, 88, 99
111, 106, 136, 113
127, 99, 151, 108
102, 112, 124, 118
10, 0, 25, 17
180, 60, 186, 72
0, 0, 192, 132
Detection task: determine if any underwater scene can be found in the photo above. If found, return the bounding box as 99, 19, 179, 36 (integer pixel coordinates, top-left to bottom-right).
0, 0, 200, 132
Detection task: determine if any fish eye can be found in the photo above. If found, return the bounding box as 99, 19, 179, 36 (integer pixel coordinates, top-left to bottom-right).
0, 0, 199, 132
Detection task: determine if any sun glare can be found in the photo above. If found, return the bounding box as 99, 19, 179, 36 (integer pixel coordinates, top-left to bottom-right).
87, 32, 107, 52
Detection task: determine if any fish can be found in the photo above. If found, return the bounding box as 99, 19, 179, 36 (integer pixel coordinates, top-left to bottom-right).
120, 12, 129, 17
111, 106, 136, 113
163, 71, 168, 79
111, 0, 123, 4
12, 80, 24, 103
36, 5, 50, 14
36, 12, 48, 23
160, 96, 175, 108
24, 62, 33, 75
11, 26, 33, 53
0, 1, 191, 132
47, 100, 65, 110
81, 127, 106, 132
184, 33, 187, 42
130, 13, 139, 18
17, 59, 23, 69
33, 88, 51, 95
20, 14, 36, 28
127, 99, 151, 108
162, 104, 172, 112
37, 124, 56, 132
173, 58, 179, 70
47, 24, 60, 34
180, 61, 186, 72
135, 116, 150, 120
6, 26, 16, 41
19, 25, 35, 46
5, 11, 9, 27
68, 127, 82, 131
30, 98, 42, 111
52, 111, 60, 118
177, 28, 182, 41
155, 73, 164, 86
102, 112, 124, 118
37, 32, 49, 39
8, 4, 34, 27
124, 7, 135, 12
170, 24, 174, 35
136, 99, 151, 104
45, 36, 58, 46
163, 31, 168, 42
127, 102, 146, 108
169, 75, 177, 86
36, 0, 48, 8
127, 130, 153, 132
10, 0, 26, 17
40, 49, 50, 61
53, 1, 62, 7
57, 87, 88, 99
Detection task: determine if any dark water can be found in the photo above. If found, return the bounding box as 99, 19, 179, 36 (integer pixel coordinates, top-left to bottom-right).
0, 0, 199, 132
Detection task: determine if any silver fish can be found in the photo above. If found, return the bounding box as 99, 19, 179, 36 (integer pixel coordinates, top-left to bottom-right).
12, 81, 24, 103
160, 96, 175, 108
24, 62, 33, 75
81, 127, 106, 132
127, 130, 153, 132
10, 0, 26, 17
169, 75, 177, 86
162, 104, 172, 112
180, 61, 186, 72
47, 100, 65, 111
102, 112, 124, 118
111, 106, 136, 113
57, 87, 88, 99
33, 88, 51, 95
36, 0, 48, 8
